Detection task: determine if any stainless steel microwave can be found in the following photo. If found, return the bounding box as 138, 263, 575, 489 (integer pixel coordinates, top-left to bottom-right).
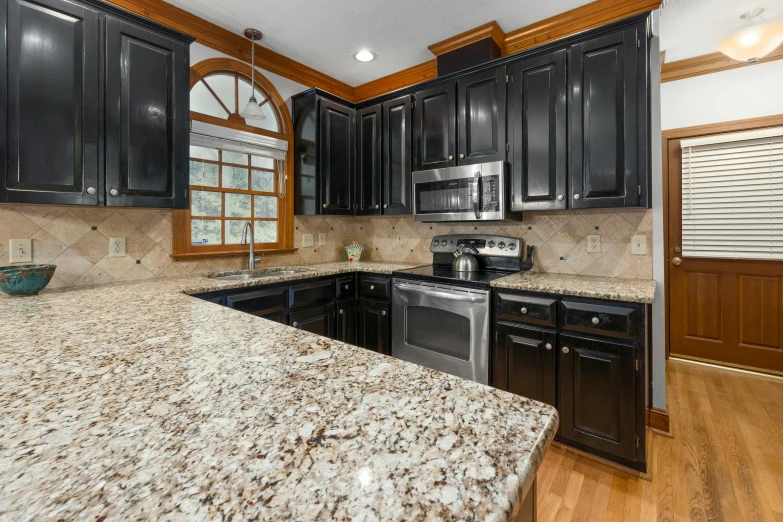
412, 161, 506, 222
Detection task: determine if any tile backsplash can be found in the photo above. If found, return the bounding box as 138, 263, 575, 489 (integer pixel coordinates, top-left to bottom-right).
0, 204, 652, 289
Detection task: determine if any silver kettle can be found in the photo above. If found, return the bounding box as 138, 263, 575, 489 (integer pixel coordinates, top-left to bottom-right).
453, 244, 479, 272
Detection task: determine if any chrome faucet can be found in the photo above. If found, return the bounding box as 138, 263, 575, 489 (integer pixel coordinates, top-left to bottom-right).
240, 221, 264, 270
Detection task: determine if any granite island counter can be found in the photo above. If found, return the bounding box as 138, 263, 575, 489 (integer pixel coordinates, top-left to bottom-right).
0, 262, 558, 521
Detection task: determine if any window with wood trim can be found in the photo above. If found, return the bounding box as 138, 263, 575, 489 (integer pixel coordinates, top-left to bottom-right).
172, 59, 294, 260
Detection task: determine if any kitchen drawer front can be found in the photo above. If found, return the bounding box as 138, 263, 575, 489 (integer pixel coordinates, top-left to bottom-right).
359, 274, 391, 300
335, 275, 356, 300
264, 312, 288, 325
559, 300, 636, 340
496, 292, 557, 327
226, 286, 287, 316
288, 278, 335, 310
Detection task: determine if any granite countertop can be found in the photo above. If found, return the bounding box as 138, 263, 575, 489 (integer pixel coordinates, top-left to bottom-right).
0, 261, 558, 521
491, 272, 656, 304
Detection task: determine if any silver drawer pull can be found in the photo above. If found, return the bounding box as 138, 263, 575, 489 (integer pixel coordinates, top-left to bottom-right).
345, 284, 350, 289
370, 285, 375, 290
292, 321, 298, 327
573, 194, 581, 200
545, 343, 552, 350
382, 310, 387, 316
86, 187, 96, 195
591, 317, 600, 325
520, 307, 528, 314
562, 346, 570, 354
339, 309, 344, 315
109, 188, 119, 197
557, 194, 564, 201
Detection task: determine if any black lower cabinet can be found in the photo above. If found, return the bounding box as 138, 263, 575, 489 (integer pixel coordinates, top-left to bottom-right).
357, 298, 389, 355
558, 333, 637, 463
493, 322, 556, 408
290, 303, 335, 337
335, 298, 356, 344
265, 312, 288, 325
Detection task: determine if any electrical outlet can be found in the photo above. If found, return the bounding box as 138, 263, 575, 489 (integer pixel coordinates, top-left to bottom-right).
9, 239, 32, 263
586, 235, 601, 253
302, 233, 313, 247
318, 233, 326, 246
631, 235, 647, 255
396, 233, 405, 245
109, 237, 126, 258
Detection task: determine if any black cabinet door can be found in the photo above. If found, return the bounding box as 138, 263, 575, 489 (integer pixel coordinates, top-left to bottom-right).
569, 28, 639, 209
493, 322, 556, 408
457, 67, 506, 166
355, 104, 381, 214
357, 298, 389, 355
1, 0, 100, 205
105, 17, 188, 209
290, 303, 335, 338
335, 298, 356, 344
413, 82, 456, 171
382, 95, 413, 214
509, 50, 567, 211
319, 98, 354, 214
558, 333, 637, 461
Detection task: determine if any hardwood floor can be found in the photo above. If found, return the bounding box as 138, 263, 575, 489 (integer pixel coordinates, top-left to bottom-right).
536, 358, 783, 521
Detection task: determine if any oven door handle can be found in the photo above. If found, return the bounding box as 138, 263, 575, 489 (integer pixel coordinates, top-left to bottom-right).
416, 290, 486, 303
472, 170, 482, 219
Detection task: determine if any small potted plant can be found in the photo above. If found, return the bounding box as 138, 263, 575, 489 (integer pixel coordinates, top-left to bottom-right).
345, 244, 364, 262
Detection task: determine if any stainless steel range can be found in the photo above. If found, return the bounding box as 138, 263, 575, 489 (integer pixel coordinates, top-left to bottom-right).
391, 234, 534, 384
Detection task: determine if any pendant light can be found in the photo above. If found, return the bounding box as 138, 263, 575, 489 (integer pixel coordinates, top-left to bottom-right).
240, 28, 266, 120
717, 8, 783, 63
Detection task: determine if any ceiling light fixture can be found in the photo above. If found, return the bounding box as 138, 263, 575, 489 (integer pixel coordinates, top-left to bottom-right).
717, 8, 783, 63
354, 50, 376, 62
239, 28, 266, 120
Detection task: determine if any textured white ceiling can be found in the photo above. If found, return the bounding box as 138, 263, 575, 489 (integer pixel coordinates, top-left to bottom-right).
660, 0, 783, 62
165, 0, 593, 86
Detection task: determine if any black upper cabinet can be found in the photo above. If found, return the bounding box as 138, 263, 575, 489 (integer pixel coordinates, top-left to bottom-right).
509, 50, 567, 211
319, 98, 354, 214
457, 67, 506, 166
569, 27, 640, 209
413, 82, 456, 171
1, 0, 101, 205
105, 17, 188, 209
382, 95, 412, 214
355, 104, 382, 214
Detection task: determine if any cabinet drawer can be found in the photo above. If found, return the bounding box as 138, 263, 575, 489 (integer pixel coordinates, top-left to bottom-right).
264, 312, 288, 325
496, 292, 557, 327
335, 275, 355, 300
288, 278, 335, 310
226, 286, 287, 316
359, 274, 390, 300
560, 300, 636, 340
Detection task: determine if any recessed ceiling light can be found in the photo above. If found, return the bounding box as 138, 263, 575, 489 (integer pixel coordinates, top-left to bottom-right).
354, 50, 376, 62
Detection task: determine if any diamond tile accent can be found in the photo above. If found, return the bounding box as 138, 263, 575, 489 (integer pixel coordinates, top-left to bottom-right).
43, 211, 91, 246
71, 230, 110, 264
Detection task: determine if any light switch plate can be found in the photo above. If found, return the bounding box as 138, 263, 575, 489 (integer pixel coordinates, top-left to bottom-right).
397, 233, 405, 245
318, 233, 326, 246
587, 235, 601, 253
302, 233, 313, 247
10, 239, 32, 263
631, 235, 647, 255
109, 237, 126, 257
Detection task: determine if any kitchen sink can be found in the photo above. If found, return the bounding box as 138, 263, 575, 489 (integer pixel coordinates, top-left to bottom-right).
209, 270, 310, 281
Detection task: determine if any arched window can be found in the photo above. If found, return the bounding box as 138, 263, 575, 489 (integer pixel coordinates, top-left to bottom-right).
172, 59, 293, 259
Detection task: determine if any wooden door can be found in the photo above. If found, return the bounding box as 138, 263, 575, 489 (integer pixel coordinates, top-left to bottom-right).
667, 137, 783, 373
457, 66, 506, 166
382, 95, 412, 214
318, 98, 354, 214
289, 303, 335, 338
0, 0, 100, 205
357, 298, 389, 354
105, 17, 188, 209
336, 298, 356, 345
355, 104, 381, 214
413, 82, 455, 171
508, 50, 567, 211
493, 322, 556, 407
569, 27, 640, 209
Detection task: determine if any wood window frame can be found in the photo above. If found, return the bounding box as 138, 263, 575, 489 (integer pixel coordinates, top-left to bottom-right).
173, 58, 295, 260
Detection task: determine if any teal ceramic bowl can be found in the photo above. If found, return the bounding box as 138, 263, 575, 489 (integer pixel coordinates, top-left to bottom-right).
0, 264, 56, 296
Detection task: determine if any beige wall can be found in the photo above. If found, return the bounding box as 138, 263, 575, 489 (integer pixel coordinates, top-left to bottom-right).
1, 204, 652, 288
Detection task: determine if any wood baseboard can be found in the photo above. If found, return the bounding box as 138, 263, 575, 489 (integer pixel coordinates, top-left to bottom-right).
645, 406, 670, 435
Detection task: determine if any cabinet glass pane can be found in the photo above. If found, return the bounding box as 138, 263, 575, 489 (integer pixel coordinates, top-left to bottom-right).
226, 193, 251, 217
222, 150, 248, 166
251, 169, 275, 192
190, 146, 219, 161
191, 219, 221, 245
189, 161, 219, 187
253, 195, 277, 218
191, 190, 222, 216
251, 155, 274, 169
254, 220, 278, 243
225, 220, 249, 244
222, 166, 248, 189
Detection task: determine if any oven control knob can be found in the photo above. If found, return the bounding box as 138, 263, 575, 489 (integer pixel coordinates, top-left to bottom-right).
434, 240, 440, 246
488, 241, 495, 248
498, 241, 506, 249
508, 242, 516, 250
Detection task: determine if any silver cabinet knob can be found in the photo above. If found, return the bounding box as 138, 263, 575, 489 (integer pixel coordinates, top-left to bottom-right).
459, 153, 464, 159
382, 310, 386, 316
557, 195, 564, 201
345, 284, 350, 289
292, 321, 298, 327
573, 194, 581, 200
448, 155, 453, 160
592, 317, 600, 325
562, 346, 570, 354
383, 204, 388, 208
339, 309, 344, 315
323, 203, 327, 208
109, 189, 119, 197
520, 307, 528, 314
375, 205, 379, 209
86, 187, 96, 195
370, 285, 375, 290
545, 343, 552, 351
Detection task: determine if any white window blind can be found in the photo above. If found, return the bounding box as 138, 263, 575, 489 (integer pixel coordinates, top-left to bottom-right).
681, 127, 783, 260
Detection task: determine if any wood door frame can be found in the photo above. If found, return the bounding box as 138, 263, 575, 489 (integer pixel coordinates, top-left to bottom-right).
662, 114, 783, 359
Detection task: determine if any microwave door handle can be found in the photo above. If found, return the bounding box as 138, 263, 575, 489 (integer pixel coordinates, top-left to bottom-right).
472, 170, 481, 219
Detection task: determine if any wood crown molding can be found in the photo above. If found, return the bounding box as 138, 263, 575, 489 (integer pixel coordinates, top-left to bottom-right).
427, 21, 505, 56
354, 60, 438, 102
661, 45, 783, 83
